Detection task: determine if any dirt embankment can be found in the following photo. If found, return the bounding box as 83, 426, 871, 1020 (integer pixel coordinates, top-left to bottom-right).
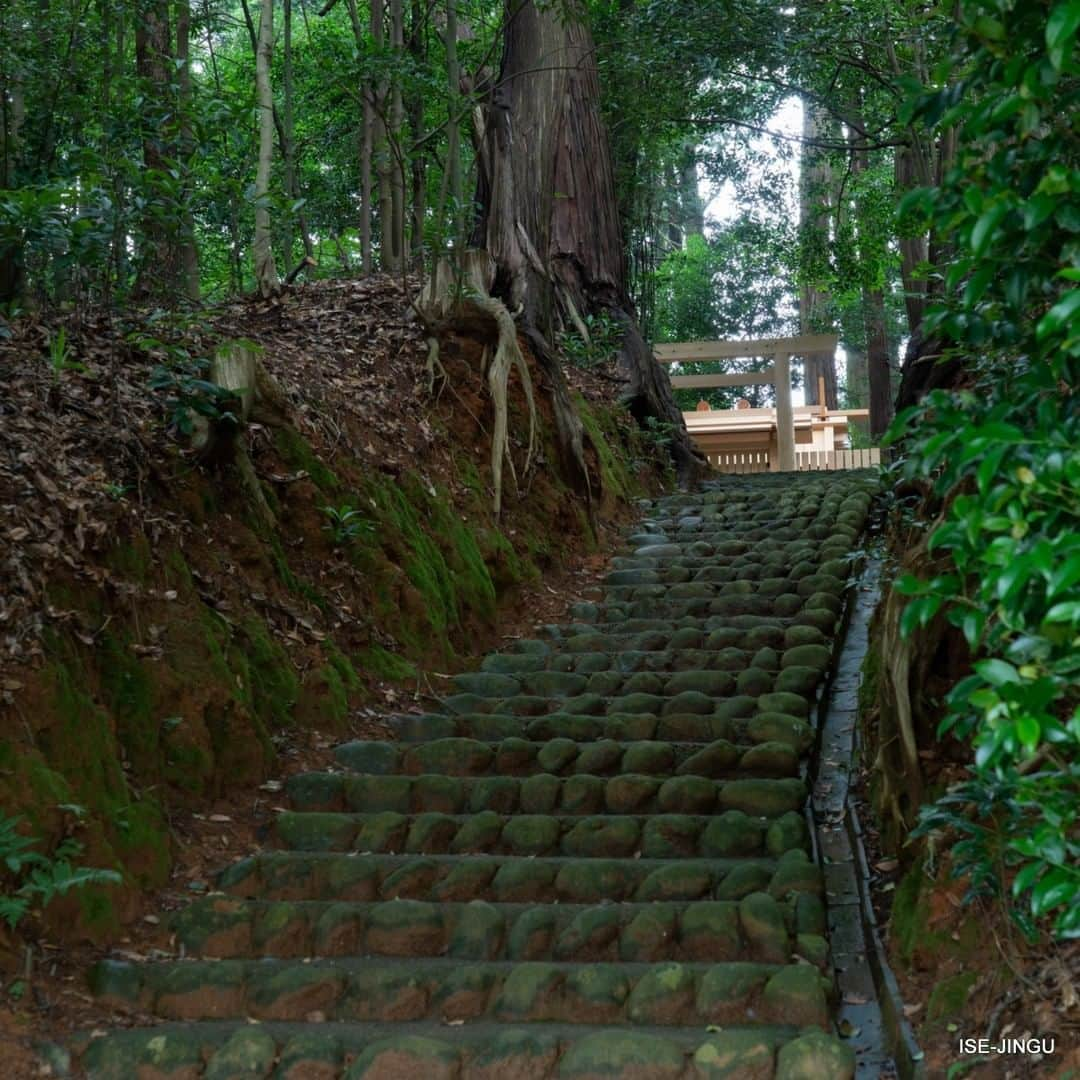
0, 275, 665, 950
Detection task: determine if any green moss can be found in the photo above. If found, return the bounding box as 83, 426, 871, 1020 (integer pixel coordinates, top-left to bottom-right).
98, 632, 159, 779
110, 797, 170, 888
267, 533, 329, 612
78, 886, 121, 937
106, 535, 154, 584
326, 643, 362, 692
358, 645, 417, 682
240, 618, 300, 727
889, 861, 931, 967
858, 640, 881, 718
163, 547, 194, 594
926, 971, 977, 1022
575, 395, 640, 503
274, 426, 340, 492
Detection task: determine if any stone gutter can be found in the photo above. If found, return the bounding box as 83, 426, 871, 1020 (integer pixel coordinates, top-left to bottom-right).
812, 553, 926, 1079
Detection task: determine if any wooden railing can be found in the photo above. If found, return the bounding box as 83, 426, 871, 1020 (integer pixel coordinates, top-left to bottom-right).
796, 448, 881, 471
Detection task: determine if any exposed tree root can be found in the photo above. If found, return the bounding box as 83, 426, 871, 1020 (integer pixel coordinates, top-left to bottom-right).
418, 254, 538, 516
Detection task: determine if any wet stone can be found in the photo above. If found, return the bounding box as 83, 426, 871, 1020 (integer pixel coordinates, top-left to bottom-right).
715, 863, 774, 901
495, 738, 538, 775
736, 667, 774, 697
679, 901, 742, 961
468, 1029, 561, 1080
768, 849, 822, 900
700, 811, 765, 857
380, 858, 440, 899
312, 903, 361, 956
344, 775, 412, 814
405, 813, 458, 854
747, 713, 814, 753
495, 963, 563, 1021
662, 690, 716, 715
412, 774, 466, 814
403, 738, 493, 776
657, 775, 717, 814
470, 777, 520, 814
557, 1031, 685, 1079
520, 773, 561, 813
621, 741, 675, 775
354, 811, 408, 854
556, 860, 635, 903
493, 860, 557, 903
447, 900, 505, 960
739, 891, 789, 964
504, 908, 559, 963
692, 1030, 776, 1079
205, 1027, 277, 1080
762, 965, 829, 1029
344, 1036, 459, 1080
451, 810, 505, 853
561, 774, 607, 814
575, 739, 624, 775
537, 738, 579, 774
605, 774, 661, 813
680, 739, 740, 777
740, 741, 799, 776
335, 741, 399, 774
775, 666, 823, 697
555, 906, 623, 961
707, 790, 782, 847
641, 814, 702, 858
636, 861, 713, 901
502, 814, 561, 856
562, 816, 641, 858
758, 691, 810, 718
696, 963, 772, 1024
766, 811, 808, 856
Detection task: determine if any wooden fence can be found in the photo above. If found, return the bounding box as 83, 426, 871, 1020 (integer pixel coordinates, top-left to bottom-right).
704, 450, 773, 473
795, 448, 881, 471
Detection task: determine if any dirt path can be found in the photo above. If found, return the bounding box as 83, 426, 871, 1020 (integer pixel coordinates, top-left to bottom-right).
68, 472, 879, 1078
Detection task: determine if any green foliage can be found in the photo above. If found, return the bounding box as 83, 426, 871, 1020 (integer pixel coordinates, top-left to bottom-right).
888, 0, 1080, 939
321, 503, 374, 546
559, 312, 624, 369
0, 812, 120, 931
45, 327, 85, 376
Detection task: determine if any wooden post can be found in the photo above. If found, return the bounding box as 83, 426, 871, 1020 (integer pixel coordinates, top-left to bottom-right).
817, 374, 827, 417
774, 352, 795, 472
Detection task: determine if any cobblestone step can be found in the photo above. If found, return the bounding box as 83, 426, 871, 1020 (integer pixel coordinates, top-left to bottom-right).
169, 895, 827, 962
80, 1020, 855, 1080
77, 473, 877, 1078
216, 850, 819, 904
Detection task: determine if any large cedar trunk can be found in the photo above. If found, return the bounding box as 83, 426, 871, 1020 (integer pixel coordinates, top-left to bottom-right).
471, 0, 703, 484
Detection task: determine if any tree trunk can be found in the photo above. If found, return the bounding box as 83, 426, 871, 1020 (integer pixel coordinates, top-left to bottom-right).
471, 0, 702, 484
444, 0, 463, 253
175, 0, 200, 301
253, 0, 278, 296
798, 100, 838, 408
407, 0, 427, 270
894, 144, 926, 338
371, 0, 396, 271
134, 1, 181, 300
389, 0, 405, 269
344, 0, 373, 274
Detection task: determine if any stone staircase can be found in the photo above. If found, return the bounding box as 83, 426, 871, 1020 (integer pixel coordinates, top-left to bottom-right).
80, 472, 877, 1079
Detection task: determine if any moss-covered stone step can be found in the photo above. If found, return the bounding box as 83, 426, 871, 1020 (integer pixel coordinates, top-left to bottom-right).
217, 849, 821, 904
449, 655, 832, 702
386, 708, 817, 751
328, 737, 806, 783
287, 771, 809, 819
79, 1020, 856, 1080
170, 894, 828, 963
91, 955, 833, 1028
270, 808, 810, 858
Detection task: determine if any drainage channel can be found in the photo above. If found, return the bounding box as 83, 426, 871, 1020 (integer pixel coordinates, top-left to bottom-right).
813, 554, 925, 1079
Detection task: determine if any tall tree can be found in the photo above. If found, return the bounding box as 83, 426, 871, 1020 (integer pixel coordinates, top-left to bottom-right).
252, 0, 278, 296
797, 101, 838, 408
471, 0, 701, 481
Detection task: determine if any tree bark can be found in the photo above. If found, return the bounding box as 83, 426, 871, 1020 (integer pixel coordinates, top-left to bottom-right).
175, 0, 200, 301
407, 0, 427, 269
798, 100, 838, 408
133, 1, 181, 300
471, 0, 702, 484
253, 0, 278, 296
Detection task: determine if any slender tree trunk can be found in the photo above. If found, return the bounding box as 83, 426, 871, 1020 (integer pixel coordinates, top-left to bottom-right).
344, 0, 373, 274
471, 0, 701, 484
894, 144, 926, 337
134, 1, 181, 300
444, 0, 463, 253
679, 143, 704, 240
253, 0, 278, 296
848, 115, 893, 434
389, 0, 405, 269
371, 0, 396, 271
176, 0, 200, 301
798, 99, 838, 407
281, 0, 313, 267
407, 0, 427, 269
